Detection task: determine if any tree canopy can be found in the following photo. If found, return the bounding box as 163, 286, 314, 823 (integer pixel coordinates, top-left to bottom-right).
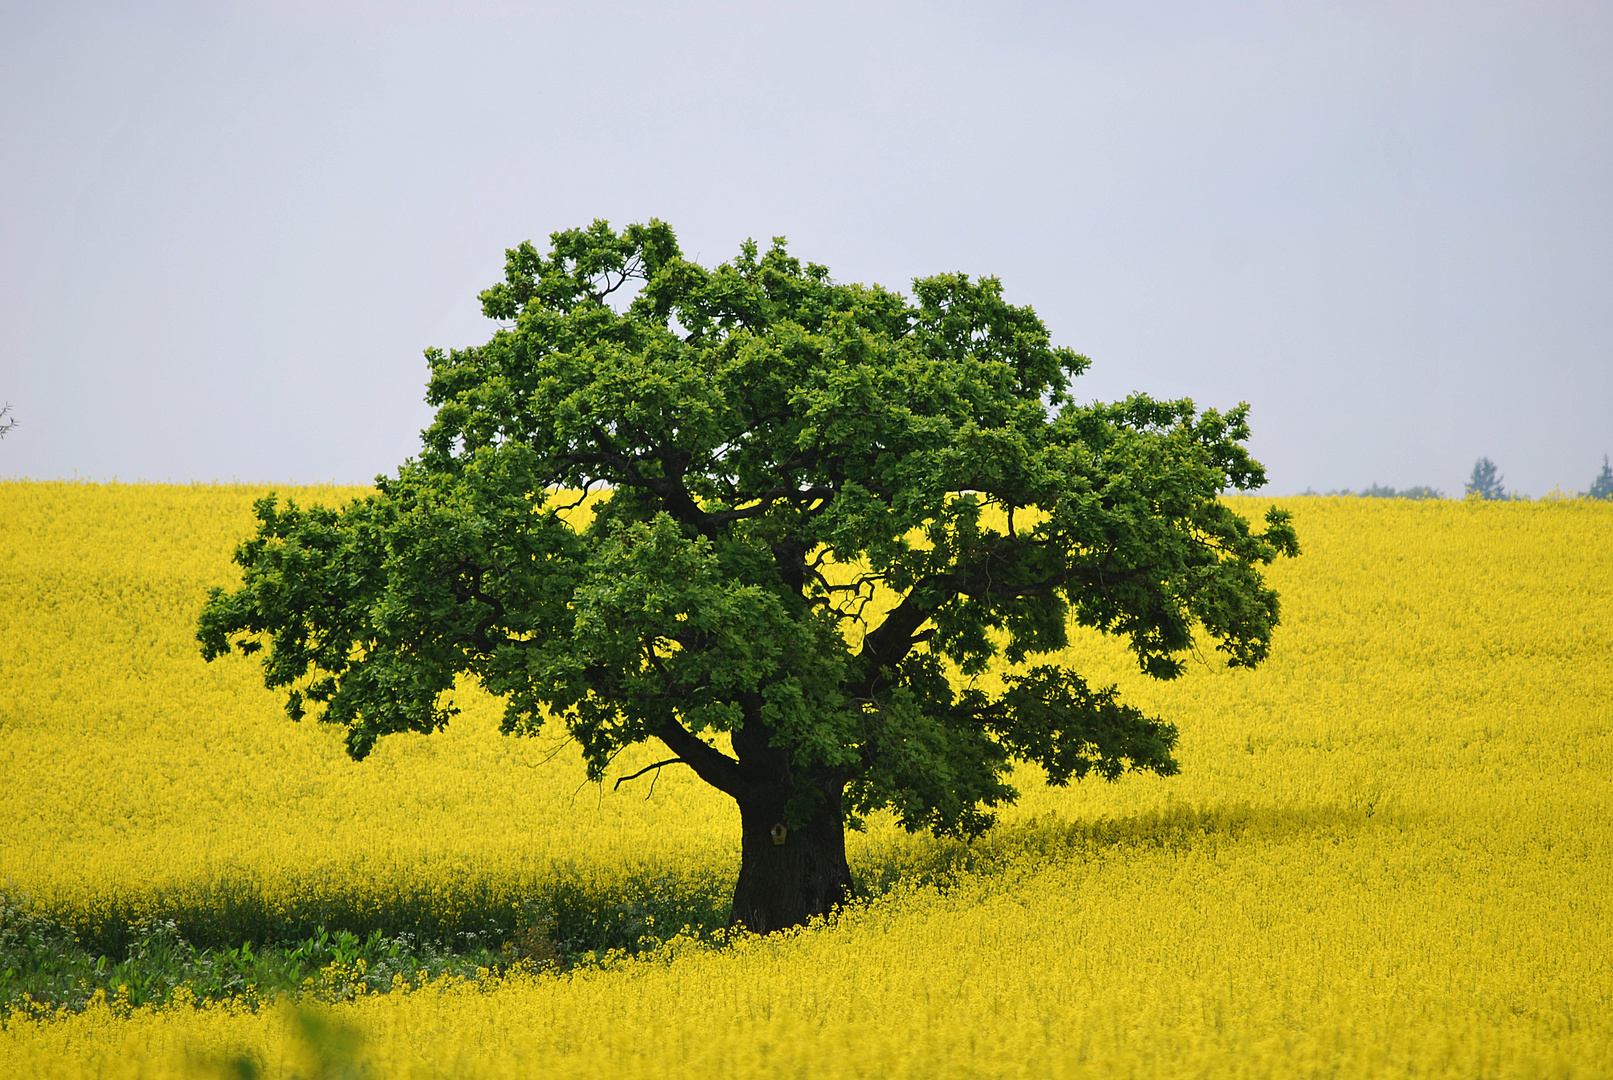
199, 219, 1298, 930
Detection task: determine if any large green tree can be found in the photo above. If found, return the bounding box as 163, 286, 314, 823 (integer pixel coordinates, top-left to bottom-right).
199, 220, 1298, 933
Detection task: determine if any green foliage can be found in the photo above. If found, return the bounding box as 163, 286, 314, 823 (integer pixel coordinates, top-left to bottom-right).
0, 893, 512, 1018
200, 219, 1297, 840
1589, 455, 1613, 501
3, 867, 733, 1005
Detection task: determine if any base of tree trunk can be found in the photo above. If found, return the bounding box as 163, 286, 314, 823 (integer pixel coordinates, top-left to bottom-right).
729, 784, 855, 934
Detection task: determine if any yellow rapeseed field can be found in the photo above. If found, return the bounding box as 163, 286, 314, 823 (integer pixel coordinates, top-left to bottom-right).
1, 480, 1610, 1077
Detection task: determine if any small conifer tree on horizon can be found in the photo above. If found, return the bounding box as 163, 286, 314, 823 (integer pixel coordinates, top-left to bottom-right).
1589, 455, 1613, 501
1466, 458, 1507, 500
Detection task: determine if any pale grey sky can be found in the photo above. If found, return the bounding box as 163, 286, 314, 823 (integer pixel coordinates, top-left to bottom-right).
3, 1, 1610, 496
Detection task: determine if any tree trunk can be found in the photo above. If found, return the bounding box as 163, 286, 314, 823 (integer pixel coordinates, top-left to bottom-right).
728, 782, 855, 934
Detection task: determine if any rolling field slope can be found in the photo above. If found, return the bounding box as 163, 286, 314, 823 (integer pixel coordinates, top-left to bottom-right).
1, 481, 1609, 1077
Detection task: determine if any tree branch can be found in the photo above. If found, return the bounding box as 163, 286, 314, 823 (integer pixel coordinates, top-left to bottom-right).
853, 571, 961, 695
654, 717, 750, 799
707, 485, 837, 525
613, 758, 686, 790
851, 541, 1152, 696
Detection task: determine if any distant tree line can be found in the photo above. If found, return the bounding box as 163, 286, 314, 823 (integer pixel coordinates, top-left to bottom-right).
1353, 483, 1444, 500
1299, 483, 1444, 499
1299, 455, 1613, 501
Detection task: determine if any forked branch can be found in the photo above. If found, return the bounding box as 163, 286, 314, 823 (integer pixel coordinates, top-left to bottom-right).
613, 758, 687, 790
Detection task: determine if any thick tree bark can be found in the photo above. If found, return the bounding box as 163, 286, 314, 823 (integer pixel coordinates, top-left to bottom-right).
728, 781, 855, 934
